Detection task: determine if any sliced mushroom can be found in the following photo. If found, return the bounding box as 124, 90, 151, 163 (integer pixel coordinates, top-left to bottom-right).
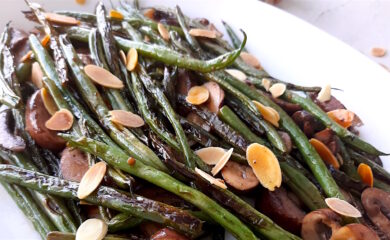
139, 222, 164, 238
292, 110, 324, 138
60, 147, 89, 182
256, 187, 306, 235
176, 70, 195, 95
25, 90, 66, 151
301, 208, 342, 240
221, 161, 259, 191
330, 224, 379, 240
0, 108, 25, 152
203, 82, 225, 113
361, 188, 390, 238
267, 93, 302, 114
308, 93, 346, 112
278, 131, 292, 153
151, 228, 189, 240
314, 128, 339, 155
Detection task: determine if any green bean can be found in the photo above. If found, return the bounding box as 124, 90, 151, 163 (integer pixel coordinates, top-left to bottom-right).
175, 6, 201, 53
336, 137, 359, 180
248, 76, 322, 92
222, 21, 247, 51
60, 134, 258, 240
349, 149, 390, 183
139, 26, 168, 46
373, 178, 390, 193
284, 91, 386, 156
107, 213, 143, 232
121, 21, 142, 42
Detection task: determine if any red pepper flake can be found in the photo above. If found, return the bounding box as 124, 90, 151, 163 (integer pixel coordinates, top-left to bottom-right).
127, 157, 136, 166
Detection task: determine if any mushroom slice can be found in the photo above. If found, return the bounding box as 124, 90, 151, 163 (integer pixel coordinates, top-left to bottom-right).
221, 161, 259, 191
202, 82, 225, 113
361, 188, 390, 237
301, 208, 342, 240
325, 198, 361, 218
330, 223, 379, 240
60, 147, 89, 182
151, 228, 189, 240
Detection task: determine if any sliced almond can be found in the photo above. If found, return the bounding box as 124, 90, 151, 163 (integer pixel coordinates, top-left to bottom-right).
253, 100, 280, 127
327, 109, 355, 128
202, 82, 225, 113
84, 64, 124, 89
262, 78, 272, 91
225, 69, 247, 81
195, 167, 227, 189
31, 62, 44, 88
371, 47, 386, 57
143, 8, 155, 19
75, 218, 108, 240
269, 83, 286, 98
44, 12, 80, 25
357, 163, 374, 187
20, 51, 33, 62
189, 28, 217, 39
41, 35, 50, 47
77, 162, 107, 199
317, 84, 331, 102
41, 88, 58, 115
240, 52, 262, 69
45, 109, 74, 131
109, 110, 145, 128
221, 161, 259, 191
109, 10, 124, 20
211, 148, 233, 176
157, 23, 170, 41
186, 86, 209, 105
246, 143, 282, 191
75, 0, 86, 5
325, 198, 362, 218
126, 48, 138, 72
309, 138, 340, 169
119, 50, 127, 64
195, 147, 226, 165
208, 23, 223, 38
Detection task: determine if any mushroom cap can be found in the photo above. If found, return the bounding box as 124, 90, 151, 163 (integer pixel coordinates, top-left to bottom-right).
301, 208, 342, 240
330, 223, 379, 240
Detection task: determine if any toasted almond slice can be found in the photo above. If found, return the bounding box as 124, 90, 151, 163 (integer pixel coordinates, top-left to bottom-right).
186, 86, 209, 105
202, 82, 225, 113
240, 52, 262, 69
225, 69, 247, 81
109, 110, 145, 128
126, 48, 138, 71
109, 10, 124, 20
211, 148, 233, 176
84, 64, 124, 89
44, 12, 80, 25
195, 168, 227, 189
31, 62, 44, 88
309, 138, 340, 169
330, 224, 379, 240
20, 51, 33, 62
253, 100, 280, 127
317, 84, 331, 102
327, 109, 355, 128
41, 88, 58, 115
246, 143, 281, 191
41, 35, 50, 47
195, 147, 226, 165
157, 23, 170, 41
119, 50, 127, 64
269, 83, 286, 98
75, 0, 86, 5
45, 109, 74, 131
208, 23, 223, 38
371, 47, 387, 57
357, 163, 374, 187
189, 28, 217, 39
75, 218, 108, 240
262, 78, 272, 91
325, 198, 362, 218
143, 8, 155, 19
77, 162, 107, 199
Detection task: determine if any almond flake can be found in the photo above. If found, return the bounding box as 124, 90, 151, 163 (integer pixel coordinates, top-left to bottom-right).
225, 69, 247, 81
143, 8, 155, 19
262, 78, 272, 91
195, 147, 227, 165
109, 10, 124, 20
371, 47, 387, 57
240, 52, 262, 69
269, 83, 286, 98
195, 168, 227, 189
211, 148, 233, 176
41, 88, 58, 115
31, 62, 44, 89
41, 35, 50, 47
119, 50, 127, 64
76, 218, 108, 240
325, 198, 362, 218
84, 64, 124, 89
44, 12, 80, 25
317, 84, 331, 102
189, 28, 217, 39
45, 109, 74, 131
126, 48, 138, 71
109, 110, 145, 128
253, 100, 280, 127
186, 86, 209, 105
75, 0, 86, 5
157, 23, 170, 41
20, 51, 33, 62
77, 162, 107, 199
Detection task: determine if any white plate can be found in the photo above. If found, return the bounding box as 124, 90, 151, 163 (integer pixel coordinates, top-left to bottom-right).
1, 0, 389, 239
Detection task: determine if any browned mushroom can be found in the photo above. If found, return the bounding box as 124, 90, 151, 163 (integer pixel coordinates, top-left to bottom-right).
301, 208, 342, 240
292, 110, 323, 138
60, 147, 89, 182
308, 93, 346, 112
266, 92, 302, 114
0, 108, 26, 152
256, 187, 306, 235
25, 90, 66, 151
177, 70, 195, 95
314, 129, 339, 155
151, 228, 189, 240
361, 187, 390, 238
139, 222, 164, 238
330, 223, 379, 240
203, 82, 225, 113
220, 161, 259, 191
278, 131, 292, 153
